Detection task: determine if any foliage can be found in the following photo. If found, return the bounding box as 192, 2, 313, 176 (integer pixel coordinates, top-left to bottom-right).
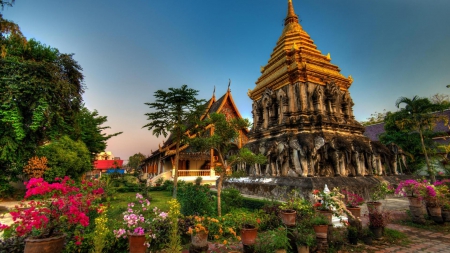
127, 152, 146, 172
370, 181, 394, 201
395, 179, 429, 198
360, 109, 387, 126
195, 176, 203, 185
367, 210, 391, 228
293, 222, 316, 247
0, 177, 103, 245
347, 226, 358, 238
0, 235, 24, 253
341, 189, 364, 207
69, 105, 122, 160
312, 188, 352, 218
143, 84, 206, 198
310, 214, 329, 225
92, 206, 108, 253
268, 227, 291, 250
166, 199, 182, 253
37, 135, 92, 181
177, 182, 214, 216
112, 193, 153, 237
393, 96, 450, 182
221, 187, 243, 213
383, 228, 410, 245
22, 156, 48, 179
1, 20, 86, 179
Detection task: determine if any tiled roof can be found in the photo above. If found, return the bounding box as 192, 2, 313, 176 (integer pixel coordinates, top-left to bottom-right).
93, 160, 123, 170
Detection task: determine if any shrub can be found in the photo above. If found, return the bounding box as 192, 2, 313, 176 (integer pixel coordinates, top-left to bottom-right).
178, 182, 214, 216
221, 187, 243, 213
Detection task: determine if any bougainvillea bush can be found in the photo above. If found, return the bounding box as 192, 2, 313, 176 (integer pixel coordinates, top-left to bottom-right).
0, 177, 104, 248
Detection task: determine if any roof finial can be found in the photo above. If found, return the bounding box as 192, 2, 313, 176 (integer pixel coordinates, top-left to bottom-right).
285, 0, 299, 26
213, 85, 216, 98
228, 79, 231, 91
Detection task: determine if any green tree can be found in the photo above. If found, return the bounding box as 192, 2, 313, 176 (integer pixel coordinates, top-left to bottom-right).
128, 152, 146, 171
189, 113, 266, 216
70, 105, 122, 160
37, 135, 92, 181
143, 84, 205, 198
0, 18, 85, 180
360, 109, 387, 126
394, 96, 449, 182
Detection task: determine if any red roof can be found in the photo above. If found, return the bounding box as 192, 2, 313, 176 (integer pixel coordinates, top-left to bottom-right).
93, 160, 123, 170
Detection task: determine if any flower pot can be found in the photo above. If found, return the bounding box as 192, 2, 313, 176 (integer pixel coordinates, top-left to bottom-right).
312, 225, 328, 239
128, 233, 147, 253
191, 229, 208, 248
409, 206, 426, 224
428, 206, 442, 217
442, 209, 450, 222
297, 245, 309, 253
407, 197, 422, 207
24, 234, 66, 253
348, 236, 358, 245
280, 209, 297, 226
319, 210, 333, 224
369, 226, 383, 239
366, 202, 382, 214
425, 196, 438, 207
347, 207, 361, 220
241, 225, 257, 246
275, 250, 287, 253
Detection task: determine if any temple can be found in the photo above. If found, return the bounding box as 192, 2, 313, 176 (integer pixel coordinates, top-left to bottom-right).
245, 0, 398, 177
141, 87, 248, 184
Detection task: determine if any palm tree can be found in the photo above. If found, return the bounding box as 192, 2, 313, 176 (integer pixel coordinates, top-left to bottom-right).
395, 96, 449, 183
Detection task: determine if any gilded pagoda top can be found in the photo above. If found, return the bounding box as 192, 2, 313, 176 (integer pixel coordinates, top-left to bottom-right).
248, 0, 353, 100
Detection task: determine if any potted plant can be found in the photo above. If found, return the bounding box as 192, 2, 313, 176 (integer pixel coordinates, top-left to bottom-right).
0, 177, 104, 253
293, 224, 315, 253
366, 209, 391, 239
113, 193, 160, 253
187, 216, 209, 251
155, 177, 164, 187
395, 179, 428, 223
240, 214, 261, 246
341, 189, 364, 219
347, 226, 358, 245
368, 181, 393, 213
310, 214, 329, 239
313, 187, 352, 222
268, 227, 291, 253
279, 190, 298, 226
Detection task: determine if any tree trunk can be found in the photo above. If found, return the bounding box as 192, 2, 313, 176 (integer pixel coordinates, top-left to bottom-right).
419, 129, 435, 183
217, 172, 223, 217
173, 140, 180, 198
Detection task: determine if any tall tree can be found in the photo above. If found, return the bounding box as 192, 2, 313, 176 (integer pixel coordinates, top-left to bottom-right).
128, 152, 146, 171
394, 96, 450, 183
189, 113, 266, 216
70, 105, 122, 160
143, 84, 205, 198
0, 18, 85, 179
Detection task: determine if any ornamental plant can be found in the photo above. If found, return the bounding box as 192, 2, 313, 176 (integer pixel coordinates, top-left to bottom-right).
367, 210, 391, 228
0, 177, 104, 245
369, 181, 394, 201
395, 179, 426, 198
312, 188, 353, 219
341, 190, 365, 208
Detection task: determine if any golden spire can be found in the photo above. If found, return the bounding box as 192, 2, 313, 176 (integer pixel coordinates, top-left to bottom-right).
285, 0, 299, 26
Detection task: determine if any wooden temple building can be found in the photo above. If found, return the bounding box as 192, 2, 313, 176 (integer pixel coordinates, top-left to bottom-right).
140, 87, 249, 185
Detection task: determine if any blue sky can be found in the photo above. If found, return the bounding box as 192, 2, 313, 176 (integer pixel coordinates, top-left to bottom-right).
4, 0, 450, 162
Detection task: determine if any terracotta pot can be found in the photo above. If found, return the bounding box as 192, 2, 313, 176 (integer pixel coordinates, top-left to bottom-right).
241, 225, 257, 246
24, 234, 65, 253
128, 233, 147, 253
318, 210, 333, 224
297, 245, 309, 253
312, 225, 328, 239
428, 206, 442, 217
369, 226, 383, 239
280, 209, 297, 226
425, 196, 438, 207
408, 197, 422, 207
275, 250, 287, 253
191, 228, 208, 248
367, 202, 382, 214
442, 209, 450, 222
347, 207, 361, 219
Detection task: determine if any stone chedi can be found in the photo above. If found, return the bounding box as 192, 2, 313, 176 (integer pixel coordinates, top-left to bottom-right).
246, 0, 399, 178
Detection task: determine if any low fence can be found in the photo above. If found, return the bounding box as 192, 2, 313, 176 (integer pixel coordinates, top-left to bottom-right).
177, 170, 210, 177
